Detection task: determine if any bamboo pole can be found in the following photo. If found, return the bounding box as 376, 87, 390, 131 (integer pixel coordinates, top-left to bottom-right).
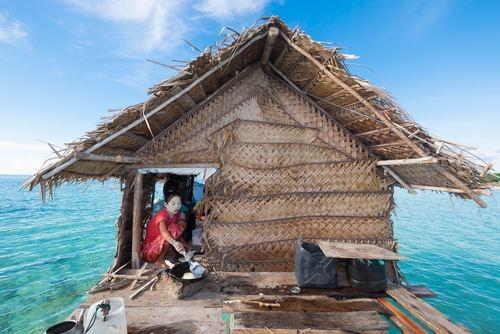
434, 165, 487, 208
131, 173, 144, 269
383, 166, 416, 194
376, 157, 439, 166
76, 153, 141, 164
409, 184, 491, 196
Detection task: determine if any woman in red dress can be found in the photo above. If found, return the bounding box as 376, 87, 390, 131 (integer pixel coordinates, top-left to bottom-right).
141, 194, 188, 266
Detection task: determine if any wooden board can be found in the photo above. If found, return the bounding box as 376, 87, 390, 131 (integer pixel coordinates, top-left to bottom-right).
221, 272, 435, 299
223, 295, 388, 314
231, 311, 390, 333
318, 241, 407, 260
387, 285, 470, 333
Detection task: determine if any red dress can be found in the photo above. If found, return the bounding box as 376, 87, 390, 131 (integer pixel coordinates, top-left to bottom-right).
141, 208, 185, 262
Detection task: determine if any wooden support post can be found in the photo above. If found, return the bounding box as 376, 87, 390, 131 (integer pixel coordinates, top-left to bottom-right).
261, 27, 279, 65
131, 173, 143, 269
383, 166, 416, 194
435, 165, 487, 208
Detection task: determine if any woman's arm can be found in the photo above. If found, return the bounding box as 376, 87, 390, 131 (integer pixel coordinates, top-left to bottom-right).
158, 219, 173, 244
177, 212, 187, 230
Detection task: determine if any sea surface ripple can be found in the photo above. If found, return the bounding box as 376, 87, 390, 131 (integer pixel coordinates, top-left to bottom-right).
0, 176, 498, 333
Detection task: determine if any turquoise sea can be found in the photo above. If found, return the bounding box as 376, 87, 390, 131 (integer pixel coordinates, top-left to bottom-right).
0, 175, 498, 333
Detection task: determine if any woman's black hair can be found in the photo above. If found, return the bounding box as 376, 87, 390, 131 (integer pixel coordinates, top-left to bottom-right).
163, 179, 179, 198
165, 193, 181, 205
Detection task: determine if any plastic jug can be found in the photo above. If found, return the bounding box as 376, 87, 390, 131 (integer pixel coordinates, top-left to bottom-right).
83, 297, 127, 334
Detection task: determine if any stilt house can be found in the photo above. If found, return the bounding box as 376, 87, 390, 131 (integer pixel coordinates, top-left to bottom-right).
27, 17, 492, 333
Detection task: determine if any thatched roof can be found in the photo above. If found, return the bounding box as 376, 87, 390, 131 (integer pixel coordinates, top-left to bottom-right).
25, 17, 491, 207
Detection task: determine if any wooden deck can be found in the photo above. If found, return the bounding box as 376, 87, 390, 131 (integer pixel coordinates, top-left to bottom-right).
68, 271, 466, 333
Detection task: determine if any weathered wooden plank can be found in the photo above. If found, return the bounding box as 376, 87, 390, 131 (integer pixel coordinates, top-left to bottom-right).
221, 271, 296, 287
318, 241, 407, 260
221, 272, 434, 299
387, 285, 470, 333
377, 298, 426, 334
82, 286, 222, 308
125, 306, 222, 332
223, 295, 388, 314
231, 311, 390, 333
231, 329, 385, 334
128, 320, 227, 334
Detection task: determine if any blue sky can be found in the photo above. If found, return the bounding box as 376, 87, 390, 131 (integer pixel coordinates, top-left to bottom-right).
0, 0, 498, 174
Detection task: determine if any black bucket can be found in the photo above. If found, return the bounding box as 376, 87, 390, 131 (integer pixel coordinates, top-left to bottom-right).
45, 320, 83, 334
347, 259, 387, 292
294, 238, 338, 288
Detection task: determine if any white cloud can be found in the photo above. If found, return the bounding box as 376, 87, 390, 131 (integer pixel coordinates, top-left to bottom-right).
195, 0, 272, 20
0, 11, 28, 45
474, 147, 500, 172
0, 141, 54, 175
64, 0, 276, 57
0, 140, 49, 152
65, 0, 188, 56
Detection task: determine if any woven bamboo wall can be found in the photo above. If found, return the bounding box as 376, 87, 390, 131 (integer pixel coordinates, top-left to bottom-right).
139, 67, 393, 271
197, 76, 394, 271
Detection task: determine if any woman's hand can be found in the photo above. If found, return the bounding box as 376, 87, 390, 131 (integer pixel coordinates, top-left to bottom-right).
170, 239, 186, 254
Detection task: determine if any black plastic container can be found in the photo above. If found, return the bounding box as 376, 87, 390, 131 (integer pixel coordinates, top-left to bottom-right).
346, 259, 387, 292
45, 321, 83, 334
294, 239, 338, 288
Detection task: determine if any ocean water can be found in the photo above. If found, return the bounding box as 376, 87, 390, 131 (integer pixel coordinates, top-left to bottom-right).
0, 176, 498, 333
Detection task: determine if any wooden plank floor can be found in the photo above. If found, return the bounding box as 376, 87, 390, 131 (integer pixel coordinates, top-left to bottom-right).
67, 271, 450, 333
68, 273, 226, 334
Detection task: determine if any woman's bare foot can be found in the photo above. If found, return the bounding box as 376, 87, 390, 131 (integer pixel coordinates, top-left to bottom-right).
154, 260, 167, 268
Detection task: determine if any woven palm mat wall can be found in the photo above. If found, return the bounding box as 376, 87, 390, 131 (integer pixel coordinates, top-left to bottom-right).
203, 119, 394, 272
138, 68, 368, 164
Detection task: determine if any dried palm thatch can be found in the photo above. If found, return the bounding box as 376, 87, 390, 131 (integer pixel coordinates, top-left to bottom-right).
24, 16, 491, 208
